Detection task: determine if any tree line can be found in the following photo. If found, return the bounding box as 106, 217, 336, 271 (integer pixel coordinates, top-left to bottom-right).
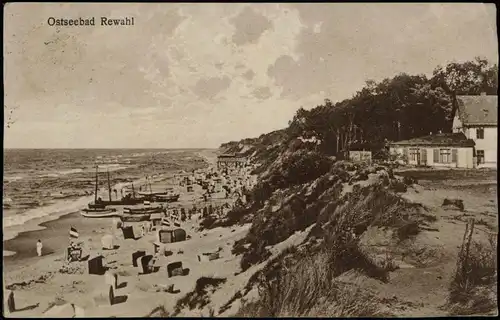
286, 57, 498, 157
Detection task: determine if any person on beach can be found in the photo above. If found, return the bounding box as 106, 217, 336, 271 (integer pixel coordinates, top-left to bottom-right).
36, 240, 43, 257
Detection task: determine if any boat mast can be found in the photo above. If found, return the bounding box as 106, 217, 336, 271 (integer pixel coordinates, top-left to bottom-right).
149, 176, 153, 195
107, 169, 112, 201
131, 183, 136, 198
94, 164, 99, 203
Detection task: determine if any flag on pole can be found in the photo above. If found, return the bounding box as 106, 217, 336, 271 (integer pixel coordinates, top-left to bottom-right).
69, 227, 79, 238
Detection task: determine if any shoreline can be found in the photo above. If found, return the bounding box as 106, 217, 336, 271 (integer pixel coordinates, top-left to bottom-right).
2, 146, 260, 318
3, 150, 215, 260
3, 211, 108, 271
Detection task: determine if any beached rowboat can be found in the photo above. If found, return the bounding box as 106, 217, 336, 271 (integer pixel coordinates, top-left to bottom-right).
92, 197, 144, 206
120, 213, 151, 222
81, 207, 119, 218
123, 206, 164, 214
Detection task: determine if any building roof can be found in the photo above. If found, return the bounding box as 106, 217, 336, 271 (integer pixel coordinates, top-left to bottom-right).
456, 95, 497, 126
218, 153, 245, 158
218, 153, 235, 158
389, 133, 475, 148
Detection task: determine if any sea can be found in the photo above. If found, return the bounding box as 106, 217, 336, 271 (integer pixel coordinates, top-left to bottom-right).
2, 148, 209, 255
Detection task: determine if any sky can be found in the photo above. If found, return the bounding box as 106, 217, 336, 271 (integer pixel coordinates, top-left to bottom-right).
3, 3, 498, 149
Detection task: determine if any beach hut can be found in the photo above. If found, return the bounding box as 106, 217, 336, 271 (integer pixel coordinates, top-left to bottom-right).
5, 290, 15, 313
101, 235, 114, 250
150, 213, 162, 229
122, 226, 135, 240
66, 246, 82, 262
104, 271, 118, 289
132, 251, 146, 267
139, 255, 154, 275
93, 285, 115, 306
161, 219, 171, 227
173, 228, 187, 242
153, 242, 165, 255
111, 218, 122, 230
209, 252, 220, 261
158, 229, 174, 244
197, 254, 209, 262
44, 303, 85, 317
167, 261, 183, 278
73, 304, 85, 316
197, 252, 220, 262
88, 255, 105, 275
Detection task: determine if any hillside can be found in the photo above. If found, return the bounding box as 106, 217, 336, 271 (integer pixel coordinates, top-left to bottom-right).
158, 58, 498, 317
175, 58, 498, 317
191, 152, 497, 317
219, 129, 288, 158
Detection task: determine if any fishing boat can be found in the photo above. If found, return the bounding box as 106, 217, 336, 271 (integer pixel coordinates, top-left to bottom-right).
137, 176, 164, 197
81, 207, 119, 218
88, 166, 143, 207
123, 205, 164, 214
88, 202, 106, 209
154, 193, 180, 203
137, 176, 180, 202
83, 165, 116, 217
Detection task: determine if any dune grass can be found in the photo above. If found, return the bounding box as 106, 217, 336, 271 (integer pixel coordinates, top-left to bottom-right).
235, 250, 384, 317
447, 234, 497, 316
173, 277, 227, 315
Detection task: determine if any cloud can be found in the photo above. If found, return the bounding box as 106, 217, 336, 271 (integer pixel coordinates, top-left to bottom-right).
192, 76, 232, 100
266, 3, 498, 101
242, 69, 255, 80
3, 3, 186, 113
267, 55, 302, 98
3, 3, 497, 148
230, 6, 273, 46
252, 86, 273, 100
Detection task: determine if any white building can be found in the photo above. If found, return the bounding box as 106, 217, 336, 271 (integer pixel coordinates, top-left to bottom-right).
452, 94, 497, 168
389, 133, 475, 169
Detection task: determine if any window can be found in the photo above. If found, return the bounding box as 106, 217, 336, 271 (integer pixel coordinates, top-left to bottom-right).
476, 128, 484, 139
439, 149, 452, 163
477, 150, 485, 164
452, 149, 458, 163
409, 148, 419, 161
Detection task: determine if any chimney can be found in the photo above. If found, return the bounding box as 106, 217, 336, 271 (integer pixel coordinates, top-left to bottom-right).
481, 92, 487, 96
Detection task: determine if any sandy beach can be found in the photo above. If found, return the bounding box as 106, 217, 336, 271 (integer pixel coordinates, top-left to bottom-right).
2, 149, 260, 317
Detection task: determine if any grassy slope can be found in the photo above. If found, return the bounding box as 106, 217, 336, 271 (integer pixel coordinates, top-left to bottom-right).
174, 131, 497, 317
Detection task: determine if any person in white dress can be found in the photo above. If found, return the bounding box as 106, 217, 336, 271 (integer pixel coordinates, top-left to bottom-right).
36, 240, 43, 257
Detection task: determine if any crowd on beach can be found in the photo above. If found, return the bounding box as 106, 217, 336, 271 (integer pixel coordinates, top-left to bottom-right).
4, 156, 259, 317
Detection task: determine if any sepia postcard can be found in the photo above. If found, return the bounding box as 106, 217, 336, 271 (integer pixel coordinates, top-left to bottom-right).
3, 2, 498, 318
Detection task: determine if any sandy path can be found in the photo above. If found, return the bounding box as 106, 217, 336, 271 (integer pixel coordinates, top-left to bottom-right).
354, 178, 497, 317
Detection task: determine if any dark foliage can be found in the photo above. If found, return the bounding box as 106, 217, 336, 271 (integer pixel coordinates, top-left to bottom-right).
175, 277, 227, 312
